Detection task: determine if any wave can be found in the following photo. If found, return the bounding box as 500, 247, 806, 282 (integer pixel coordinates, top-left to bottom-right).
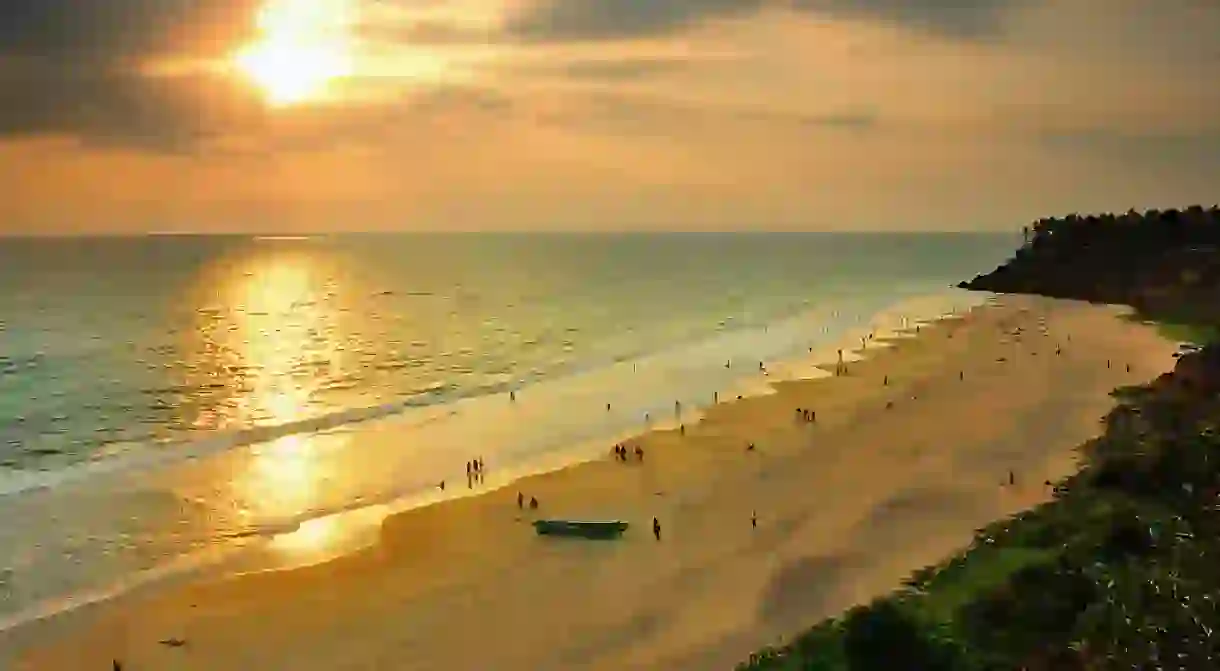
0, 289, 979, 504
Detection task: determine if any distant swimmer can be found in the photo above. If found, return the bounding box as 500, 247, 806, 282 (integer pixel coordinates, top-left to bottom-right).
726, 360, 731, 368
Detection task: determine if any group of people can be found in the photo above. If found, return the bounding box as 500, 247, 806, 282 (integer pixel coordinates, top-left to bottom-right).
613, 442, 644, 462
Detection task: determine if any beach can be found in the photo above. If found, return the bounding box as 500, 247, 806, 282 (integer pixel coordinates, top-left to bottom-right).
5, 294, 1180, 670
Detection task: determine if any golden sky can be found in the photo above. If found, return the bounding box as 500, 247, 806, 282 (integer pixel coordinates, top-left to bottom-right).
1, 0, 1218, 234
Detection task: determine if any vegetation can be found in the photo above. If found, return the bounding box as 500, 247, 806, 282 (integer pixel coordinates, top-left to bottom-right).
738, 206, 1220, 670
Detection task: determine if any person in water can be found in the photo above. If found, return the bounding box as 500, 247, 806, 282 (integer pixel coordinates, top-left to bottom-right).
652, 517, 661, 541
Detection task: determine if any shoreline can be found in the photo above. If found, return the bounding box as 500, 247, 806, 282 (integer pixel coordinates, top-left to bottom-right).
7, 293, 1174, 670
0, 290, 982, 640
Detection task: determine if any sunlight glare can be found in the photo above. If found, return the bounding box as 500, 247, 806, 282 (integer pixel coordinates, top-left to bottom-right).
234, 0, 354, 106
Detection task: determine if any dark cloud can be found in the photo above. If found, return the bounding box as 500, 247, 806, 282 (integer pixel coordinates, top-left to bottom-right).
0, 0, 263, 147
791, 0, 1028, 39
505, 0, 1026, 41
505, 0, 767, 42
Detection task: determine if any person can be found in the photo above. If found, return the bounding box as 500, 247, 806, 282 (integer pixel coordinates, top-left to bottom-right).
114, 662, 123, 671
635, 445, 644, 461
438, 480, 445, 491
652, 517, 661, 541
746, 442, 755, 452
517, 492, 524, 509
529, 496, 539, 510
751, 511, 757, 529
510, 390, 516, 402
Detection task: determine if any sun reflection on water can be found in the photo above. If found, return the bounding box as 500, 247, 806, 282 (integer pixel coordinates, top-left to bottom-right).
190, 245, 352, 558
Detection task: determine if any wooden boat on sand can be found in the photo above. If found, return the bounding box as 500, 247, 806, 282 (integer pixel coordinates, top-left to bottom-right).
532, 519, 629, 540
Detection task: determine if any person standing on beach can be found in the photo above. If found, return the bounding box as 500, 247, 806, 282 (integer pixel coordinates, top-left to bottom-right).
653, 517, 661, 541
510, 390, 516, 402
751, 512, 757, 529
517, 492, 524, 509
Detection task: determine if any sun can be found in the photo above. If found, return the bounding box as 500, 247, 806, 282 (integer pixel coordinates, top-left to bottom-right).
234, 0, 353, 106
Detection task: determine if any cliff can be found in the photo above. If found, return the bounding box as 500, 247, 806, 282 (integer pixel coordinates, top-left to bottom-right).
958, 205, 1220, 327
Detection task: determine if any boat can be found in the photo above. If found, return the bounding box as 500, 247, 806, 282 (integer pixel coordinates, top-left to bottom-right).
532, 519, 630, 540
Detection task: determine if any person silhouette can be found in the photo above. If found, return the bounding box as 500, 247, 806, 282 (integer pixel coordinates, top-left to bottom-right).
652, 517, 661, 541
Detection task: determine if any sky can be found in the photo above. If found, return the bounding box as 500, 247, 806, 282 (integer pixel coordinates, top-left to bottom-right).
1, 0, 1218, 234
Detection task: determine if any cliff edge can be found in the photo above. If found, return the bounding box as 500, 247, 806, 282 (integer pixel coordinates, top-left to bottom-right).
958, 206, 1220, 326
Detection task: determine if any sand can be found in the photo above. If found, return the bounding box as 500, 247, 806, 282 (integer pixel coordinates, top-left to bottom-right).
5, 295, 1181, 671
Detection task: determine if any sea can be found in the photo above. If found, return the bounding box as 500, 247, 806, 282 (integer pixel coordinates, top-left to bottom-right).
0, 232, 1016, 636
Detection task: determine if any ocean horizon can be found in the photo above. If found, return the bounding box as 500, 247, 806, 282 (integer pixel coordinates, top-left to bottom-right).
0, 231, 1017, 632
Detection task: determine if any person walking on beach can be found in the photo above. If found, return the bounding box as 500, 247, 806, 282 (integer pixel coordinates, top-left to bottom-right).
517, 492, 524, 509
653, 517, 662, 541
751, 511, 757, 529
510, 390, 516, 402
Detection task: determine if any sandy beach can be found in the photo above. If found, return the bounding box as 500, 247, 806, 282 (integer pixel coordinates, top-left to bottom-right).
5, 295, 1180, 671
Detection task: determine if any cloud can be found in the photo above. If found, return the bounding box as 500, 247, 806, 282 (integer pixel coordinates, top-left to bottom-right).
790, 0, 1029, 39
505, 0, 768, 41
0, 0, 262, 147
533, 89, 878, 138
0, 0, 259, 62
504, 0, 1029, 41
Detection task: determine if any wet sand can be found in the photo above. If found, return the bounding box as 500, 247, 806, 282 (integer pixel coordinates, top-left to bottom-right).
6, 295, 1179, 670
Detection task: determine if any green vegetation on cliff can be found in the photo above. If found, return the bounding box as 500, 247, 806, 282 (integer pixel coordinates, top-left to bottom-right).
738, 207, 1220, 670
